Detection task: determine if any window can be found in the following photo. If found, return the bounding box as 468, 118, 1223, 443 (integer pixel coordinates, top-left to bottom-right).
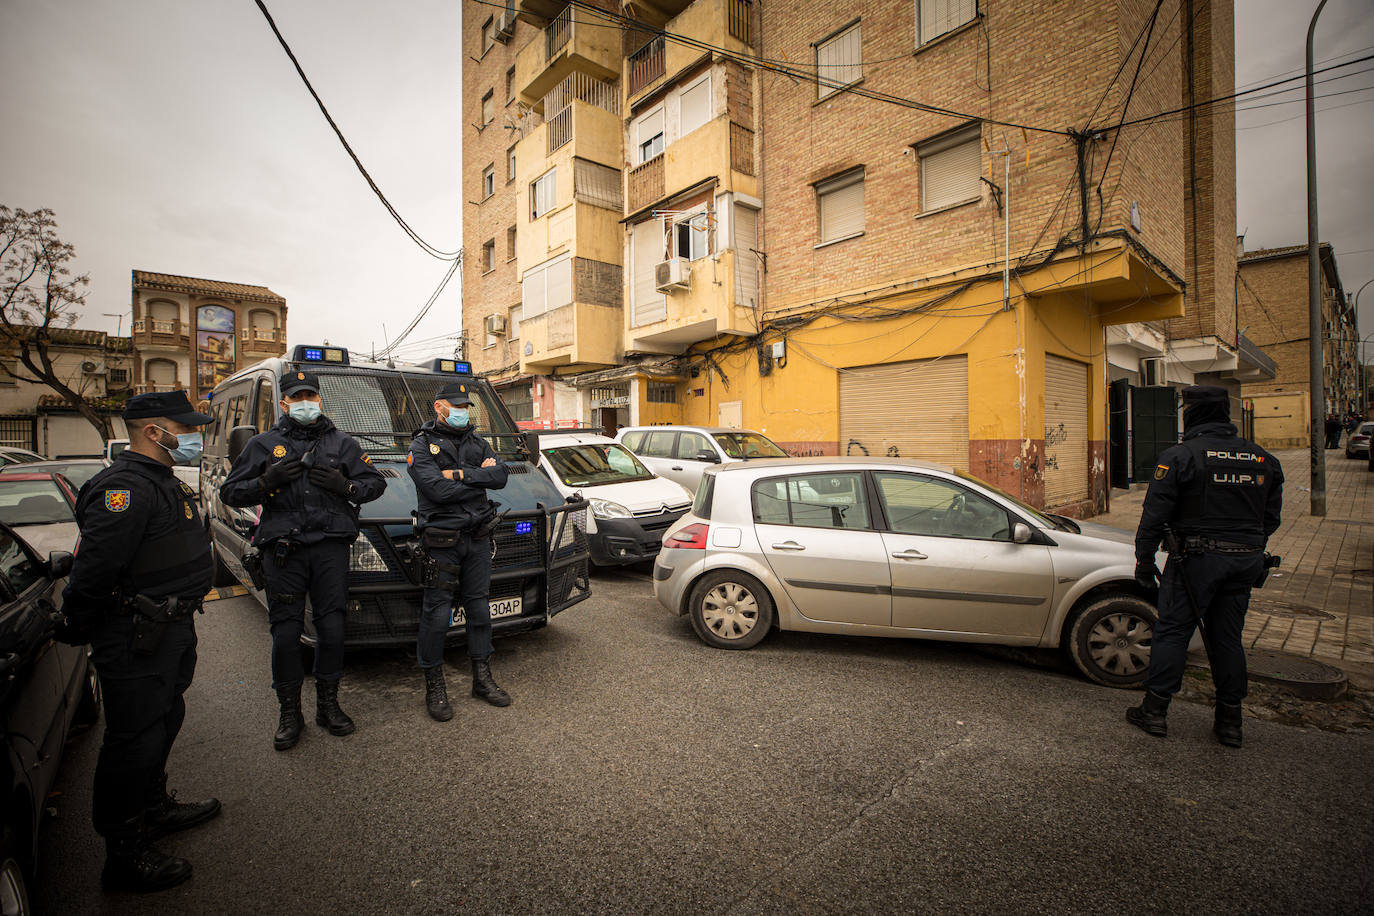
574, 158, 623, 210
506, 225, 517, 260
531, 168, 557, 218
646, 382, 677, 403
0, 528, 41, 594
108, 367, 130, 386
642, 430, 677, 457
816, 21, 862, 99
254, 378, 275, 433
674, 211, 711, 260
918, 123, 981, 212
521, 253, 572, 319
633, 107, 664, 164
481, 17, 495, 54
544, 443, 652, 487
816, 168, 865, 244
508, 304, 520, 340
918, 0, 977, 46
679, 74, 712, 137
751, 472, 870, 530
507, 147, 517, 182
714, 432, 786, 458
481, 90, 494, 127
505, 66, 515, 103
675, 432, 714, 461
482, 164, 495, 199
631, 218, 666, 326
482, 239, 496, 273
874, 472, 1011, 540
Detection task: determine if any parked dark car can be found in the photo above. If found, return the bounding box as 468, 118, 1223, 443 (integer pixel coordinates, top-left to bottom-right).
0, 520, 98, 912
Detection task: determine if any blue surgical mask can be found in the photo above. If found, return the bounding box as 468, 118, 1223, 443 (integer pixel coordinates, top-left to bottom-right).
288, 400, 322, 423
445, 406, 470, 428
154, 427, 203, 465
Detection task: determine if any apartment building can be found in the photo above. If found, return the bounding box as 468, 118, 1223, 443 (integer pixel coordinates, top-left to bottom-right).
1237, 241, 1357, 448
469, 0, 1246, 516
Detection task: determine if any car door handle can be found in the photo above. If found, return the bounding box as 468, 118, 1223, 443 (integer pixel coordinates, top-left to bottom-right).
772, 541, 806, 551
670, 465, 683, 471
891, 549, 928, 560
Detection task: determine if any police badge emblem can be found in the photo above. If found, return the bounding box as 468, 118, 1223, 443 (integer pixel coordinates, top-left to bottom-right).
104, 489, 131, 512
272, 444, 287, 458
429, 443, 441, 455
184, 502, 193, 519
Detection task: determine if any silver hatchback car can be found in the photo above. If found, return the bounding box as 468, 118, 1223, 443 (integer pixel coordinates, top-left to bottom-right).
654, 457, 1161, 688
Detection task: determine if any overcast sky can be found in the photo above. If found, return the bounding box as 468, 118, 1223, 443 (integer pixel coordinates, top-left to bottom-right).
1, 0, 1371, 362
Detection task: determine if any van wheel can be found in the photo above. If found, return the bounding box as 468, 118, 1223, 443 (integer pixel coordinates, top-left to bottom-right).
688, 571, 774, 650
1066, 595, 1157, 688
212, 545, 239, 588
0, 828, 31, 916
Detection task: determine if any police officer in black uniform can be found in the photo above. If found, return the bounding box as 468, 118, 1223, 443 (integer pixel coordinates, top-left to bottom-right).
1128, 385, 1283, 748
219, 370, 385, 749
408, 381, 510, 719
55, 391, 220, 892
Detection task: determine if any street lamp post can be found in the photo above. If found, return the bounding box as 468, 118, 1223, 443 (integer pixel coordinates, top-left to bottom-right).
1306, 0, 1330, 517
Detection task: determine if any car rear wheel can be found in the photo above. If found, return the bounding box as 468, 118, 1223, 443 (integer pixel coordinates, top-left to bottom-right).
0, 829, 30, 916
1066, 595, 1157, 688
688, 570, 774, 650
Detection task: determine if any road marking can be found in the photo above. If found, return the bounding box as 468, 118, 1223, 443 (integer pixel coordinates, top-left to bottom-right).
204, 585, 249, 602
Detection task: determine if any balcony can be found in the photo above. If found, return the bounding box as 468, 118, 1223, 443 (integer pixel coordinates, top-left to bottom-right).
240, 326, 287, 355
627, 249, 758, 353
627, 36, 665, 97
133, 383, 184, 394
540, 73, 619, 156
627, 154, 664, 213
627, 117, 758, 215
625, 0, 753, 102
131, 318, 190, 351
519, 302, 621, 373
515, 4, 619, 109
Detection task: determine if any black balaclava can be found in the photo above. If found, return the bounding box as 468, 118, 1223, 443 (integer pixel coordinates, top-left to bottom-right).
1181, 385, 1230, 431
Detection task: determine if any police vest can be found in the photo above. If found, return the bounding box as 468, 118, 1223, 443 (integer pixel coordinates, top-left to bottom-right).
1174, 436, 1273, 542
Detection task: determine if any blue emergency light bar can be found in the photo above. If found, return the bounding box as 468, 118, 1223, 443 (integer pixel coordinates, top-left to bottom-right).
515, 521, 533, 535
423, 358, 471, 375
291, 345, 350, 365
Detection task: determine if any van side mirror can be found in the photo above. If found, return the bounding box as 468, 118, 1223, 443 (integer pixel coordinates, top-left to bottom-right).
521, 431, 541, 462
227, 426, 256, 464
695, 449, 720, 464
47, 551, 73, 578
1012, 522, 1033, 544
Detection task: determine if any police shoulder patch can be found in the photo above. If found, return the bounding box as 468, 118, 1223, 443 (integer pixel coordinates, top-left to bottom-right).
361, 453, 372, 464
272, 444, 287, 458
179, 481, 195, 496
104, 489, 131, 512
429, 443, 441, 455
1154, 465, 1169, 480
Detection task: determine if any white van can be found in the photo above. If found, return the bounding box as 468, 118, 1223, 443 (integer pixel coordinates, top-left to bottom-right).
614, 425, 788, 494
535, 431, 691, 566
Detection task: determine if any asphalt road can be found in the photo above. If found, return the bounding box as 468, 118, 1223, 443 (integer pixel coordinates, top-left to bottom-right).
36, 565, 1374, 915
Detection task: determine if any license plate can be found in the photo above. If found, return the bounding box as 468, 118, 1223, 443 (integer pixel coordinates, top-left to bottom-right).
451, 596, 522, 627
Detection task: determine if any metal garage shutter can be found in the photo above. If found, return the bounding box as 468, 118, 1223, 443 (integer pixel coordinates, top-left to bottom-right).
1044, 354, 1089, 507
839, 356, 968, 469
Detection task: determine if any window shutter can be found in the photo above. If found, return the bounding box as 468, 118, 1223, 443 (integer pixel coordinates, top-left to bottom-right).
818, 171, 864, 242
920, 127, 981, 211
636, 109, 664, 162
547, 255, 572, 310
733, 203, 758, 306
522, 265, 547, 318
632, 218, 666, 326
679, 76, 711, 136
817, 24, 862, 98
919, 0, 976, 45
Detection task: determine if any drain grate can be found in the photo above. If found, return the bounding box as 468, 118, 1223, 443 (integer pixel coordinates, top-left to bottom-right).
1249, 598, 1336, 620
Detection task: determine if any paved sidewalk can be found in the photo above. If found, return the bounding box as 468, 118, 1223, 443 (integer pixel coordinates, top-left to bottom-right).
1094, 447, 1374, 667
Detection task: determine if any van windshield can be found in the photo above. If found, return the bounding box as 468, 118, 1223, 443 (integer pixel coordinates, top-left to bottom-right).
543, 443, 653, 487
313, 369, 517, 456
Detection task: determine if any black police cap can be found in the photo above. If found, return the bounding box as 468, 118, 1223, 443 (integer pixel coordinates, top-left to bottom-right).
280, 370, 321, 397
1181, 385, 1228, 404
435, 382, 474, 406
123, 390, 212, 426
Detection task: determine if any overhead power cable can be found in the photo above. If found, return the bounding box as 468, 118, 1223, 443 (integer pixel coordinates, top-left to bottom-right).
378, 254, 462, 358
253, 0, 461, 261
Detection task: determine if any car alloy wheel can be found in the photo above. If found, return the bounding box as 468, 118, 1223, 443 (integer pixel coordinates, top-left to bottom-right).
1067, 595, 1157, 688
688, 570, 775, 650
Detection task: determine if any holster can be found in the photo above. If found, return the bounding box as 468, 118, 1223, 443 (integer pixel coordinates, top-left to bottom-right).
128, 594, 197, 656
416, 530, 462, 591
1254, 553, 1282, 588
241, 546, 267, 590
472, 503, 508, 540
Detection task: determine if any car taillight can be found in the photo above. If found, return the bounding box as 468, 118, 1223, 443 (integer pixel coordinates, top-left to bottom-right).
665, 523, 709, 549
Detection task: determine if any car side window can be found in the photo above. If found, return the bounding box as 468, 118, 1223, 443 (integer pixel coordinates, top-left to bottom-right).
751, 472, 870, 530
621, 431, 645, 452
0, 529, 41, 595
874, 472, 1012, 541
675, 432, 712, 461
254, 379, 276, 433
643, 430, 677, 458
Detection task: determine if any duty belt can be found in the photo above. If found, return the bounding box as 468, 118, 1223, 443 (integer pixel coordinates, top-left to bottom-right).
1182, 535, 1263, 555
121, 594, 204, 619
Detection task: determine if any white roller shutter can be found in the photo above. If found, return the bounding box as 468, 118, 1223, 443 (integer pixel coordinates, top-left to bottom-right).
920, 125, 982, 211
632, 218, 666, 326
733, 203, 758, 307
1043, 354, 1089, 507
839, 356, 969, 469
919, 0, 978, 45
816, 23, 861, 98
679, 75, 711, 136
546, 254, 572, 310
818, 170, 864, 243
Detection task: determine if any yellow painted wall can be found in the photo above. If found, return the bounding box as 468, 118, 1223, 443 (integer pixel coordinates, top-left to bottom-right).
515, 110, 623, 269
664, 117, 756, 199
1247, 391, 1309, 449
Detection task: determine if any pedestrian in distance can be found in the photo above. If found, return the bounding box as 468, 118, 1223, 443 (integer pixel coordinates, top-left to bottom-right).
1323, 413, 1342, 449
54, 391, 220, 893
407, 381, 510, 720
1127, 385, 1283, 748
219, 370, 385, 750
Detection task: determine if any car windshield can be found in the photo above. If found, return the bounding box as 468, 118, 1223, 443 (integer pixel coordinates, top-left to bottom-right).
954, 470, 1068, 530
312, 369, 518, 457
713, 432, 786, 459
0, 479, 75, 525
544, 443, 653, 487
9, 463, 104, 489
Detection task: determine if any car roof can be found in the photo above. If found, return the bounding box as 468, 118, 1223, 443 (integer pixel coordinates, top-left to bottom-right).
710, 456, 956, 474
619, 425, 764, 435
4, 459, 103, 467
0, 472, 62, 481
540, 432, 615, 447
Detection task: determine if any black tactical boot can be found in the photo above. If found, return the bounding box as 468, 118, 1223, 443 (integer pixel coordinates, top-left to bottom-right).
145, 774, 221, 840
101, 818, 192, 893
423, 665, 454, 721
315, 677, 356, 736
274, 685, 305, 751
1214, 701, 1244, 748
471, 656, 511, 707
1126, 689, 1170, 737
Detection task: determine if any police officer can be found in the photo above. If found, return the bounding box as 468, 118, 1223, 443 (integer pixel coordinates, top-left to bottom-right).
408, 381, 510, 719
219, 370, 385, 749
1128, 385, 1283, 748
55, 391, 220, 892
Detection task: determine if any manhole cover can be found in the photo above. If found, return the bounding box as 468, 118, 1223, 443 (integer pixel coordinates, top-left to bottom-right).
1248, 598, 1335, 620
1246, 650, 1348, 700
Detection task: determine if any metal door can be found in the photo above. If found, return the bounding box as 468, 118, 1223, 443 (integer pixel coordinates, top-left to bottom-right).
1131, 386, 1178, 481
1043, 355, 1089, 507
1109, 377, 1130, 490
839, 356, 969, 468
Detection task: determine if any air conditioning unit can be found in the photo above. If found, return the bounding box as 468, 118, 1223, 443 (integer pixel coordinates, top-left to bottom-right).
493, 12, 514, 41
1140, 357, 1166, 387
655, 258, 690, 292
80, 361, 99, 374
484, 313, 508, 336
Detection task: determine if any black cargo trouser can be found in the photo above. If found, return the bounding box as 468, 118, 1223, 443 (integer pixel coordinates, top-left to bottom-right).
1146, 551, 1265, 706
262, 539, 350, 690
417, 535, 494, 667
90, 614, 197, 838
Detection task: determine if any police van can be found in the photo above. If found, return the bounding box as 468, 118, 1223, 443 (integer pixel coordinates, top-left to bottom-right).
200, 345, 589, 647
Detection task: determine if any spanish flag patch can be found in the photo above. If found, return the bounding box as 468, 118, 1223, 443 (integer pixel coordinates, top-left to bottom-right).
1154, 465, 1169, 480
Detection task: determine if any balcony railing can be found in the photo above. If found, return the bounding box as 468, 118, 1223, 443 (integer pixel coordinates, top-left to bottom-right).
134, 383, 182, 394
546, 4, 571, 58
240, 327, 282, 344
132, 318, 183, 335
542, 72, 618, 154
730, 122, 755, 176
627, 154, 664, 213
548, 107, 572, 152
627, 36, 665, 97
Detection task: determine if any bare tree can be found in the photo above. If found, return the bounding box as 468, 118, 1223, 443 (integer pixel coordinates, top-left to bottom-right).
0, 206, 114, 440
